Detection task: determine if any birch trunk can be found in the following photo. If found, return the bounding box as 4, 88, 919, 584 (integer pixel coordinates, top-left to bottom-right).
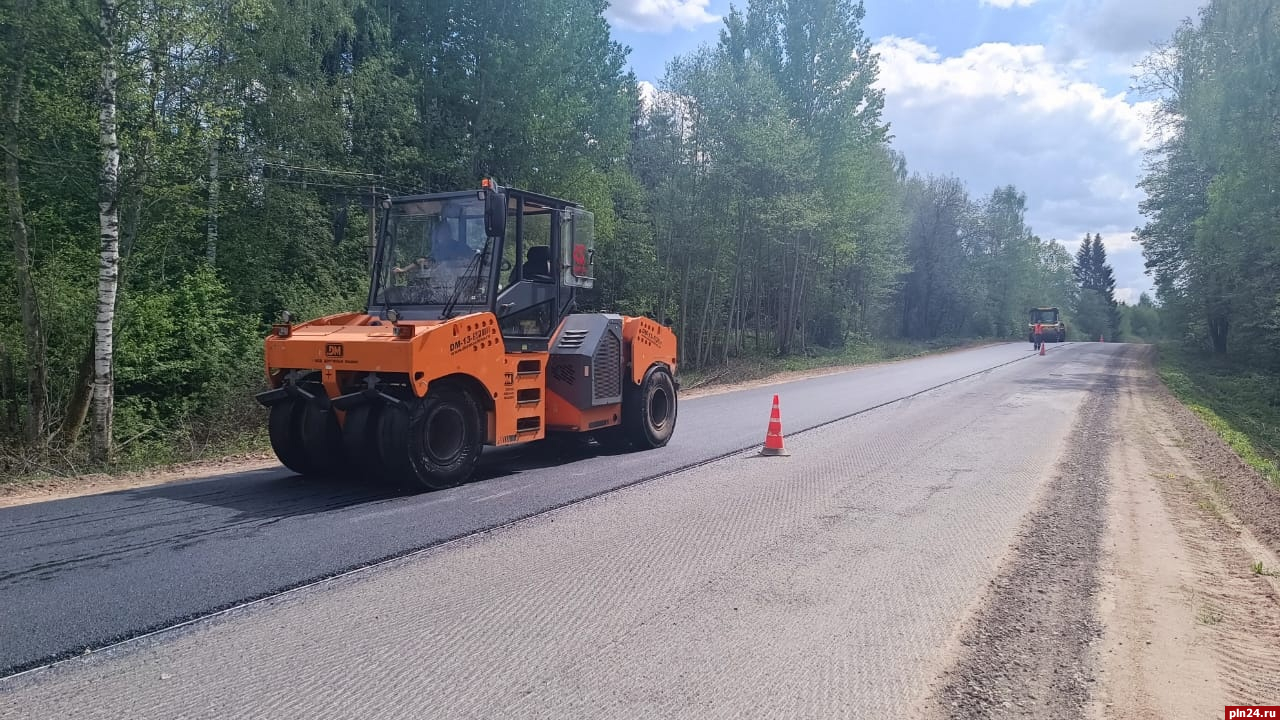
67, 40, 154, 446
206, 136, 218, 264
5, 63, 47, 449
780, 234, 804, 354
677, 253, 692, 368
696, 250, 718, 366
752, 264, 761, 352
722, 270, 738, 365
723, 205, 746, 364
206, 8, 226, 265
91, 0, 121, 464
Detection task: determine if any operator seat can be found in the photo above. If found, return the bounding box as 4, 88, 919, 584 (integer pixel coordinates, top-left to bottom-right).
510, 245, 553, 284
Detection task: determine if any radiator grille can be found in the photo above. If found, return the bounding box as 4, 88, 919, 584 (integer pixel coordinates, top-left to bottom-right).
593, 332, 622, 401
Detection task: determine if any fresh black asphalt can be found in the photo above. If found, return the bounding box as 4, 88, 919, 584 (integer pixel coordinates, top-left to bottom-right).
0, 342, 1063, 676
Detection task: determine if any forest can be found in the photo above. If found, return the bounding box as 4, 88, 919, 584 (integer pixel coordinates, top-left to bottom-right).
1136, 0, 1280, 364
0, 0, 1184, 473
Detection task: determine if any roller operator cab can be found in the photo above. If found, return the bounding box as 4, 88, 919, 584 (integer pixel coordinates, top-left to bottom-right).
255, 180, 680, 491
1028, 307, 1067, 343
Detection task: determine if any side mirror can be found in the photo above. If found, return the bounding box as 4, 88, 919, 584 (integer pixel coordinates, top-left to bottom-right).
484, 182, 507, 239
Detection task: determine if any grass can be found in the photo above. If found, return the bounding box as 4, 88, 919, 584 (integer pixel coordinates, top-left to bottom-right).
1251, 561, 1279, 577
679, 336, 993, 390
1197, 497, 1224, 520
1196, 602, 1226, 625
1, 391, 272, 488
1156, 344, 1280, 489
1, 430, 272, 489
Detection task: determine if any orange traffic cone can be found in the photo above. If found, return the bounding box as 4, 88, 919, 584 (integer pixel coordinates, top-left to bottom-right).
1039, 342, 1046, 356
760, 394, 789, 456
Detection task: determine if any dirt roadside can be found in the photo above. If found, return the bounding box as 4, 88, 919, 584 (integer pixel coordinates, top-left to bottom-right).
918, 344, 1280, 718
0, 340, 1002, 509
1089, 346, 1280, 716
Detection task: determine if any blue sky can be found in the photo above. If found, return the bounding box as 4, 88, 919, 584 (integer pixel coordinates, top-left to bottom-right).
613, 0, 1061, 84
606, 0, 1209, 303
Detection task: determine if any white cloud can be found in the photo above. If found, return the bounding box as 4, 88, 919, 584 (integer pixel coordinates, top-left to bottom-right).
1049, 0, 1203, 61
637, 80, 659, 111
873, 36, 1156, 296
606, 0, 720, 33
980, 0, 1039, 8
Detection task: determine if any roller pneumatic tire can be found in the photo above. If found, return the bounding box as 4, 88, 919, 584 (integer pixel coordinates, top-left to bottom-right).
299, 402, 346, 475
268, 398, 320, 477
340, 403, 387, 482
376, 383, 484, 491
609, 365, 678, 450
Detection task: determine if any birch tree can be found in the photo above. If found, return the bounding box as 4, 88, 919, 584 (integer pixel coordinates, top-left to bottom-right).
92, 0, 122, 463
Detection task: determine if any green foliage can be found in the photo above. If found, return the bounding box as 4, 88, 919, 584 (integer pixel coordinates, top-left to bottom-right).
1136, 1, 1280, 361
1074, 289, 1114, 341
112, 265, 264, 461
1118, 293, 1162, 342
893, 174, 1075, 340
1158, 344, 1280, 488
117, 266, 256, 412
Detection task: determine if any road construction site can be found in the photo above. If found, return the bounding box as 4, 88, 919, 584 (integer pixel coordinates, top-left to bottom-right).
2, 341, 1279, 719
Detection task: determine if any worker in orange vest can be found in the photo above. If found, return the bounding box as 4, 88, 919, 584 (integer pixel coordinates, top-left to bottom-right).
1032, 322, 1044, 350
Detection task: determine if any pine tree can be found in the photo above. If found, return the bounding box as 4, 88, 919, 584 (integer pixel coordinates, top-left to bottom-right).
1073, 233, 1093, 288
1089, 234, 1121, 334
1072, 232, 1121, 339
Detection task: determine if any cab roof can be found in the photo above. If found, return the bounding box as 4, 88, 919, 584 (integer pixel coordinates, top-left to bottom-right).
388, 185, 582, 213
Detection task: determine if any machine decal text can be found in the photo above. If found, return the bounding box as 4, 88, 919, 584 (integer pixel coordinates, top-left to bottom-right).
449, 326, 492, 355
636, 324, 661, 348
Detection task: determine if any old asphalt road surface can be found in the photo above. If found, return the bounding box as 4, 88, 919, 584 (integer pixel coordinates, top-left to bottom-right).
0, 341, 1120, 713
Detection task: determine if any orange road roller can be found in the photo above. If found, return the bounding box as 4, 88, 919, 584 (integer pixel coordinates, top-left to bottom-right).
255, 180, 679, 490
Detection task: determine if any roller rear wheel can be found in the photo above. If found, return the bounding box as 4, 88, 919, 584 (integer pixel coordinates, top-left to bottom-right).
604, 365, 678, 450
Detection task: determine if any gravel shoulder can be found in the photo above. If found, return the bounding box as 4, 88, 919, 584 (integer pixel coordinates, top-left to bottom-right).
916, 346, 1119, 719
